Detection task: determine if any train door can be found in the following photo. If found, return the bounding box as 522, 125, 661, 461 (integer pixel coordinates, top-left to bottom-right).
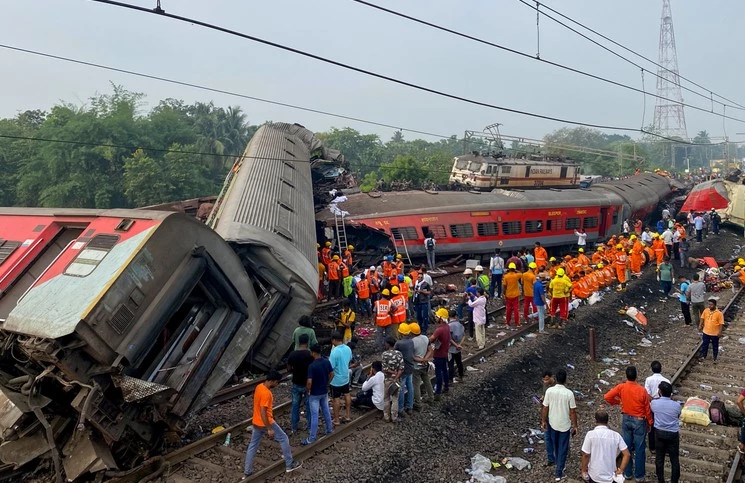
598, 207, 609, 237
499, 165, 511, 185
560, 166, 568, 178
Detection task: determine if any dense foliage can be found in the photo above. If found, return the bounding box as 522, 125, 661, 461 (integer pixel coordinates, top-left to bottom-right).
1, 86, 741, 208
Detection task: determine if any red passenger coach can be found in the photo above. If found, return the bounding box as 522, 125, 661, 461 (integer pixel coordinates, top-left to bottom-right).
320, 174, 674, 257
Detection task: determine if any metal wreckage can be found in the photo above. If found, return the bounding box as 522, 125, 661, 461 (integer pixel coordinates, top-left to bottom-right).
0, 123, 357, 481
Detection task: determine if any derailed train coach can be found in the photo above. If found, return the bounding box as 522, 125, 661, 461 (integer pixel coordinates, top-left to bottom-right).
0, 123, 332, 480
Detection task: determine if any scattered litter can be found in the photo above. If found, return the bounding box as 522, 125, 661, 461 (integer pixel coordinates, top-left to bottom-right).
587, 401, 595, 406
479, 357, 487, 363
598, 379, 611, 386
505, 457, 532, 471
566, 364, 575, 370
466, 366, 481, 372
467, 454, 506, 483
496, 331, 507, 337
223, 432, 231, 446
211, 425, 226, 434
507, 339, 515, 347
699, 384, 713, 391
627, 350, 637, 356
601, 357, 613, 364
525, 333, 537, 338
611, 346, 622, 351
681, 449, 690, 457
523, 447, 535, 453
532, 395, 541, 404
625, 320, 635, 327
738, 338, 745, 345
639, 338, 653, 347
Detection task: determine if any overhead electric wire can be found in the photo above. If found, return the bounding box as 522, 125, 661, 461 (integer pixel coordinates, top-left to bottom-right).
516, 0, 745, 112
349, 0, 745, 123
532, 1, 745, 110
83, 0, 732, 144
0, 44, 451, 142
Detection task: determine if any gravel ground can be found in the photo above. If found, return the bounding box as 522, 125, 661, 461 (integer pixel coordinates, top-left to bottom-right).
272, 228, 744, 483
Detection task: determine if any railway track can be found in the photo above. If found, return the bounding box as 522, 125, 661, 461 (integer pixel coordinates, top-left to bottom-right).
108, 305, 515, 483
651, 286, 744, 483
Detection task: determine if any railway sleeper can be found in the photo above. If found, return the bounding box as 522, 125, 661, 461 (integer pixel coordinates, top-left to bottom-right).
678, 428, 733, 448
644, 463, 721, 483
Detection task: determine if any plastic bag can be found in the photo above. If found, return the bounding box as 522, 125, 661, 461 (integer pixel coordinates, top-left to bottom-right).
470, 454, 492, 473
506, 457, 531, 470
681, 397, 711, 426
468, 454, 506, 483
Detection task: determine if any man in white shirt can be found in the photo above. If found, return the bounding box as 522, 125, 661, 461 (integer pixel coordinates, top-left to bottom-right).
641, 228, 653, 245
352, 361, 385, 411
542, 369, 578, 482
661, 228, 673, 257
574, 228, 587, 249
644, 360, 669, 456
581, 410, 631, 483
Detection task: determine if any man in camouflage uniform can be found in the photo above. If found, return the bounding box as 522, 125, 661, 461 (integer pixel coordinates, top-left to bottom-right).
381, 337, 404, 423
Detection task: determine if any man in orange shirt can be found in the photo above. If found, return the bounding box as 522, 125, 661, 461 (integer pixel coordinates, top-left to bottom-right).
576, 248, 590, 268
327, 255, 341, 300
534, 242, 548, 271
603, 366, 653, 482
615, 244, 629, 292
629, 235, 643, 277
651, 234, 667, 267
243, 371, 301, 476
591, 246, 605, 265
502, 262, 522, 328
521, 262, 537, 324
699, 297, 724, 362
321, 241, 332, 267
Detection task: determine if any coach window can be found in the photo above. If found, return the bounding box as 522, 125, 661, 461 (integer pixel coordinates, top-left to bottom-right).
501, 221, 522, 235
583, 216, 599, 229
546, 219, 563, 231
0, 240, 21, 266
612, 211, 619, 225
477, 222, 498, 237
65, 234, 120, 277
449, 223, 474, 238
455, 159, 468, 170
423, 224, 446, 239
390, 226, 418, 241
525, 220, 543, 233
565, 217, 581, 230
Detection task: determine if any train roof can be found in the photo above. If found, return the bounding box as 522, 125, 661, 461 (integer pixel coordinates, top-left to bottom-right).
320, 173, 669, 221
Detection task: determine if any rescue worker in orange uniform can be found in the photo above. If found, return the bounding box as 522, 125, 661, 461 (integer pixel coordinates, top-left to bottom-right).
587, 265, 601, 293
521, 262, 537, 324
602, 262, 616, 287
318, 253, 327, 301
343, 245, 354, 267
394, 254, 404, 275
368, 266, 380, 302
576, 248, 590, 268
321, 241, 332, 267
338, 259, 350, 279
397, 274, 409, 301
382, 256, 393, 278
572, 272, 591, 299
548, 257, 559, 279
651, 234, 667, 266
355, 272, 372, 320
534, 242, 549, 271
643, 242, 655, 266
630, 234, 643, 277
328, 255, 341, 300
502, 262, 522, 328
563, 255, 577, 279
592, 246, 605, 265
615, 244, 629, 292
374, 289, 392, 350
389, 286, 407, 337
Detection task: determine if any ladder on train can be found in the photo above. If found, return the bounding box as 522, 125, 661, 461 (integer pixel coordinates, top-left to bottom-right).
392, 231, 413, 267
334, 211, 348, 257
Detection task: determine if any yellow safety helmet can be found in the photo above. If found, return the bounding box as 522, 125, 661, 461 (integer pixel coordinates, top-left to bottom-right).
332, 255, 340, 260
396, 253, 402, 259
578, 248, 584, 253
398, 322, 411, 335
325, 241, 332, 247
630, 235, 637, 240
549, 257, 557, 262
598, 246, 604, 251
738, 258, 745, 266
529, 262, 537, 269
735, 265, 742, 271
408, 322, 421, 335
391, 286, 400, 295
316, 243, 320, 248
556, 268, 565, 276
382, 289, 391, 296
435, 308, 449, 320
348, 245, 354, 250
597, 263, 604, 269
508, 262, 517, 269
616, 244, 623, 249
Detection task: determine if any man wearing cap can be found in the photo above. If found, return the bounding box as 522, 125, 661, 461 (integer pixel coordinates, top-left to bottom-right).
394, 253, 404, 275
614, 244, 629, 292
576, 248, 590, 268
374, 289, 393, 350
522, 262, 537, 324
389, 286, 407, 335
456, 268, 473, 321
489, 248, 505, 298
592, 246, 605, 266
699, 297, 724, 363
321, 241, 332, 267
731, 266, 745, 288
548, 268, 572, 329
475, 265, 490, 294
328, 255, 341, 300
394, 323, 415, 416
651, 234, 667, 267
343, 245, 354, 267
502, 262, 522, 329
429, 308, 451, 400
410, 322, 434, 409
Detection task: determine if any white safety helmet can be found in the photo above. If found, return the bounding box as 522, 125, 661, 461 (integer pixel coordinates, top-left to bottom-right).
475, 265, 484, 272
463, 268, 473, 275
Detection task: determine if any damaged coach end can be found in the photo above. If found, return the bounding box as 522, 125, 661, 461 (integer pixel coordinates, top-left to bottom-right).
0, 209, 257, 480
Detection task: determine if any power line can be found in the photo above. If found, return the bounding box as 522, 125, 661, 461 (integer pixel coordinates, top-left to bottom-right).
532, 1, 745, 110
0, 44, 452, 142
349, 0, 745, 123
84, 0, 733, 144
516, 0, 745, 113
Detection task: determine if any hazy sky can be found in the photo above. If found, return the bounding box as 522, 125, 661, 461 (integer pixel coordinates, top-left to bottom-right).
1, 0, 744, 143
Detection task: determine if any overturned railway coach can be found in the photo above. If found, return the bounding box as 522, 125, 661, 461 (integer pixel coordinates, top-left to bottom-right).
0, 122, 335, 480
323, 174, 674, 257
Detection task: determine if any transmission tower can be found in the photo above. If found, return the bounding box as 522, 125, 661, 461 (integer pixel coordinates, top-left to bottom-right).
652, 0, 688, 143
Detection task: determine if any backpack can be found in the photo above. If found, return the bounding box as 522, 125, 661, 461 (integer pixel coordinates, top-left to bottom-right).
426, 238, 435, 250
709, 399, 730, 426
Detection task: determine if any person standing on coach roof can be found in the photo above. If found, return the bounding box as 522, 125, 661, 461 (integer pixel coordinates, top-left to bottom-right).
651, 382, 682, 483
603, 366, 653, 482
329, 332, 353, 425
580, 410, 630, 483
242, 370, 301, 478
542, 368, 578, 482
